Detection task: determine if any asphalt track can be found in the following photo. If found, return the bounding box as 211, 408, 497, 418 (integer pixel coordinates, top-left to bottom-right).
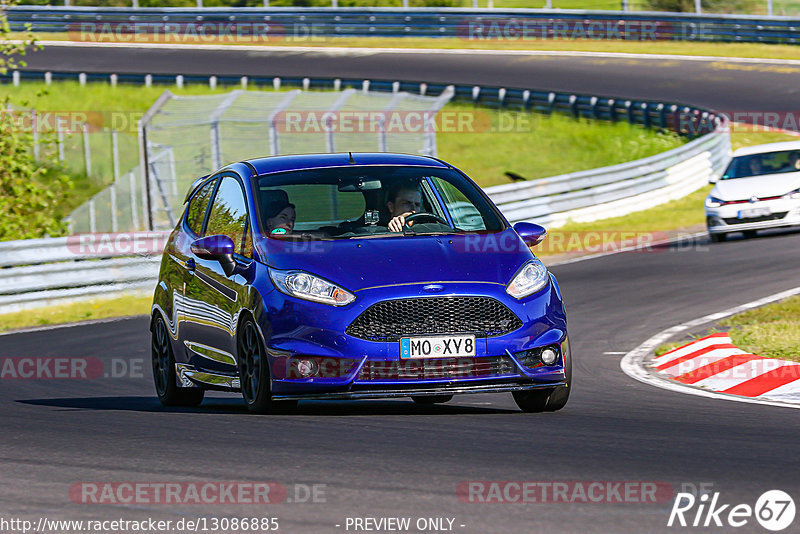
2, 45, 800, 533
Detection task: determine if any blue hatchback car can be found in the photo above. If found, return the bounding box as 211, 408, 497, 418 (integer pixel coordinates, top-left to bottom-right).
151, 153, 571, 413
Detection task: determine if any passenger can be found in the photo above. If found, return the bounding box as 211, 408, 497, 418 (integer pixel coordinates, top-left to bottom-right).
265, 200, 296, 235
786, 151, 800, 172
748, 157, 763, 176
386, 184, 423, 232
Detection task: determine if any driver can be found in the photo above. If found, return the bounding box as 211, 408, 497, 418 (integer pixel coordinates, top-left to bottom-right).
386, 184, 423, 232
265, 200, 296, 235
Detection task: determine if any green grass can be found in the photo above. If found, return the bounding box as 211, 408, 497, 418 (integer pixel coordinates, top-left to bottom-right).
655, 296, 800, 361
1, 80, 685, 191
24, 33, 800, 60
438, 103, 684, 187
0, 294, 153, 332
721, 296, 800, 362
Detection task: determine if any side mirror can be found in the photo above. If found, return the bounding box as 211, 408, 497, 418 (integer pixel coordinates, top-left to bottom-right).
513, 222, 547, 247
709, 175, 720, 184
191, 235, 237, 277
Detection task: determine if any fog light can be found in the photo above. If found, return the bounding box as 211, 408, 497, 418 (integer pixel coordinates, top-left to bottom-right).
295, 359, 318, 378
540, 348, 558, 366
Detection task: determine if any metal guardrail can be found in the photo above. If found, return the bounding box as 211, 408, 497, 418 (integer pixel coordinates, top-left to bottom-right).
0, 68, 730, 312
8, 6, 800, 44
0, 233, 168, 314
487, 124, 730, 226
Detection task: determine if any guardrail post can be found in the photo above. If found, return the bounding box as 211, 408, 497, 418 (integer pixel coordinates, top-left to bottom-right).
392, 81, 400, 93
12, 70, 19, 86
522, 90, 530, 110
273, 77, 281, 91
642, 102, 650, 128
110, 73, 118, 87
209, 75, 217, 90
176, 75, 184, 89
472, 86, 480, 104
303, 77, 311, 91
625, 100, 634, 124
419, 83, 427, 96
44, 72, 52, 85
658, 103, 667, 129
79, 72, 86, 86
590, 96, 598, 119
362, 80, 370, 93
498, 88, 506, 107
145, 74, 152, 88
83, 122, 92, 176
547, 92, 556, 114
607, 99, 617, 122
241, 76, 248, 90
569, 95, 579, 119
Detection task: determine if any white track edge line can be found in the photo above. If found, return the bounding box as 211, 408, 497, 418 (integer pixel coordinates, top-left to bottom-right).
620, 285, 800, 409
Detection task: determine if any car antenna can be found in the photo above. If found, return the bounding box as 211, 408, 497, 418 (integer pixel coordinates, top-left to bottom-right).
348, 152, 355, 164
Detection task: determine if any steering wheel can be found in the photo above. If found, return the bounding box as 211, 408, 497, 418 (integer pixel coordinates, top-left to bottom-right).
403, 212, 449, 229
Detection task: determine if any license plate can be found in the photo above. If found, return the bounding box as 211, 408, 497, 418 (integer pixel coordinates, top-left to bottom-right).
400, 335, 476, 359
738, 207, 771, 218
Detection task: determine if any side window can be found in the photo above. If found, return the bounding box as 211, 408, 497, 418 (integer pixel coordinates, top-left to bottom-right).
185, 178, 216, 235
430, 177, 487, 231
241, 223, 253, 258
205, 177, 249, 254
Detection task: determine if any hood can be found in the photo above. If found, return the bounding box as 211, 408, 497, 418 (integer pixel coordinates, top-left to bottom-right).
713, 171, 800, 201
256, 229, 534, 292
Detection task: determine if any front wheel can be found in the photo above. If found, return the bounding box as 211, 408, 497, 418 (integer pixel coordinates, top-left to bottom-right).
709, 232, 727, 243
412, 394, 453, 405
238, 319, 297, 414
513, 337, 572, 413
152, 316, 204, 407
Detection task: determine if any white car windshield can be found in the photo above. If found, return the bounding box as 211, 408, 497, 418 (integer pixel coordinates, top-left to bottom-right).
722, 149, 800, 179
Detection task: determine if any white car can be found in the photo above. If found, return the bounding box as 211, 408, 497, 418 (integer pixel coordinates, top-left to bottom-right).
706, 141, 800, 242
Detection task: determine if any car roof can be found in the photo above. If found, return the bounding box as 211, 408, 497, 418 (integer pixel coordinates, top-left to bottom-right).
245, 152, 450, 176
732, 140, 800, 157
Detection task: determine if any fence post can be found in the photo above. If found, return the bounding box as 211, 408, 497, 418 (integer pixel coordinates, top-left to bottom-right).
83, 122, 92, 176
264, 0, 269, 6
695, 0, 702, 13
32, 110, 40, 162
129, 171, 140, 231
110, 183, 118, 233
57, 116, 65, 162
767, 0, 773, 15
89, 198, 96, 234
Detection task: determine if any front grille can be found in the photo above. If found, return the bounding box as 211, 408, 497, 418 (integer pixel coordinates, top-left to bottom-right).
356, 355, 517, 381
345, 296, 522, 342
723, 212, 788, 225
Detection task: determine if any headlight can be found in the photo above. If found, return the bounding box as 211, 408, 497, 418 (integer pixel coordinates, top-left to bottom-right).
506, 260, 549, 299
269, 269, 355, 306
782, 188, 800, 200
705, 196, 725, 208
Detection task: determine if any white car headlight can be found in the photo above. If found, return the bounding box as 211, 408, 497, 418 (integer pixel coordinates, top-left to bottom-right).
705, 196, 725, 208
269, 269, 355, 306
506, 260, 549, 299
782, 188, 800, 200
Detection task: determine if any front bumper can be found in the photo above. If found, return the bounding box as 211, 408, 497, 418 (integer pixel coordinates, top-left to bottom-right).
706, 198, 800, 234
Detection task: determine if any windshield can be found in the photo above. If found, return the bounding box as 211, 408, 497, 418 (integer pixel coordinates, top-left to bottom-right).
722, 149, 800, 180
256, 166, 506, 240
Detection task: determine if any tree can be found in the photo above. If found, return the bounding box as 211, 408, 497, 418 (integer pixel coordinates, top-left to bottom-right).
0, 0, 73, 240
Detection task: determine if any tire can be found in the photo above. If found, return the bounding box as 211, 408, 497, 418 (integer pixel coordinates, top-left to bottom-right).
709, 232, 726, 243
237, 318, 297, 414
412, 394, 454, 405
513, 337, 572, 413
152, 316, 204, 407
742, 230, 758, 239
